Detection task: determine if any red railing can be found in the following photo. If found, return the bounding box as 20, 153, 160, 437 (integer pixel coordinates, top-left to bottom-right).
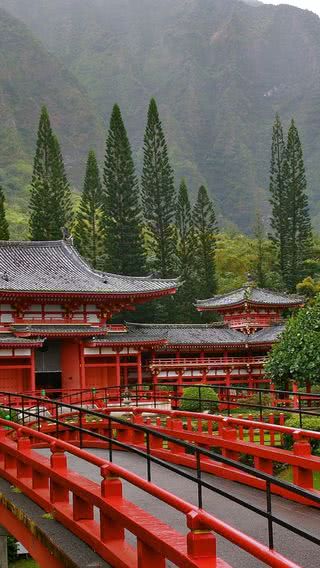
150, 356, 266, 368
30, 405, 320, 505
0, 418, 303, 568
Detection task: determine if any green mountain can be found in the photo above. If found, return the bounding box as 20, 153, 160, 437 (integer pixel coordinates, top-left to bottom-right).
2, 0, 320, 231
0, 6, 103, 237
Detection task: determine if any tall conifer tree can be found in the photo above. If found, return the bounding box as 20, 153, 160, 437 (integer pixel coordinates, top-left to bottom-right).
141, 98, 176, 278
103, 104, 145, 275
284, 120, 312, 291
0, 186, 9, 240
74, 150, 104, 268
193, 186, 217, 299
175, 180, 196, 321
29, 106, 73, 240
269, 113, 287, 281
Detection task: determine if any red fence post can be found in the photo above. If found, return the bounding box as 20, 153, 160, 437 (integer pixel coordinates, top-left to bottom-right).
187, 511, 217, 567
292, 431, 314, 490
50, 444, 69, 505
221, 419, 240, 462
16, 436, 32, 480
100, 465, 124, 542
137, 540, 166, 568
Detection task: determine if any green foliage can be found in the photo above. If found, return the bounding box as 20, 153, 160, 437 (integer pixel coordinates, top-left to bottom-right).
7, 536, 18, 563
174, 179, 197, 321
0, 186, 10, 239
297, 276, 320, 300
142, 98, 176, 279
103, 104, 145, 276
269, 114, 287, 282
74, 150, 104, 268
29, 106, 73, 240
284, 120, 312, 291
282, 416, 320, 454
193, 186, 217, 299
180, 385, 218, 412
265, 296, 320, 387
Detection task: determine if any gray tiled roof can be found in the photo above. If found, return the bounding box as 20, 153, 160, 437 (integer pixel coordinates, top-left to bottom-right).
196, 287, 303, 309
11, 324, 108, 336
247, 324, 285, 344
0, 240, 177, 296
118, 323, 246, 347
0, 334, 43, 346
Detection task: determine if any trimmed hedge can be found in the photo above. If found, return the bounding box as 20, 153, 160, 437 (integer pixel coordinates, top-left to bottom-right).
282, 416, 320, 454
180, 386, 218, 412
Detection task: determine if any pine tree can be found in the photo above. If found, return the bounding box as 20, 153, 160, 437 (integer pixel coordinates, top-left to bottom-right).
253, 211, 266, 288
0, 186, 9, 240
141, 98, 176, 278
74, 150, 104, 268
284, 120, 312, 291
175, 180, 196, 321
269, 114, 287, 282
103, 104, 145, 275
193, 186, 217, 299
29, 106, 73, 240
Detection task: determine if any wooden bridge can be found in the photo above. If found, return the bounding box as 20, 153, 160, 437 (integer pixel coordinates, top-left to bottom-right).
0, 388, 319, 567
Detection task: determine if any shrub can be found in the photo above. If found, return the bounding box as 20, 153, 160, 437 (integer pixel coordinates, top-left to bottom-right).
282, 416, 320, 454
7, 536, 18, 562
180, 386, 218, 412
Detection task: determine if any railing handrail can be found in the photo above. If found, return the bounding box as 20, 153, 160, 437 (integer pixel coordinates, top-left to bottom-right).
0, 416, 303, 568
1, 392, 319, 503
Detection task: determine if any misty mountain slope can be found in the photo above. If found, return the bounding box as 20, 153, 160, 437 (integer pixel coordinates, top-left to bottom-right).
0, 6, 103, 235
2, 0, 320, 230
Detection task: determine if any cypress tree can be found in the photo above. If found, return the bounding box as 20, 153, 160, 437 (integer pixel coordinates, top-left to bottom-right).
175, 180, 196, 321
74, 150, 104, 268
103, 104, 145, 275
269, 113, 287, 281
29, 106, 73, 240
141, 98, 176, 278
284, 120, 312, 291
193, 186, 217, 299
0, 186, 9, 240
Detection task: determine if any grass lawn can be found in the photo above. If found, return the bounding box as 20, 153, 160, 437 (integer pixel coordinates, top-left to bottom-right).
9, 559, 39, 568
277, 467, 320, 489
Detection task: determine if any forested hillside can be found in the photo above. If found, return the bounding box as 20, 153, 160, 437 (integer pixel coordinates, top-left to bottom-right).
1, 0, 320, 232
0, 6, 103, 236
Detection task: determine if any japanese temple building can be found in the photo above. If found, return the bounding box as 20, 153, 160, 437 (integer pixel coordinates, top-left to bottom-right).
0, 239, 304, 393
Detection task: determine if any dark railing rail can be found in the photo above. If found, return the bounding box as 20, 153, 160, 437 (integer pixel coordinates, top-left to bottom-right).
0, 390, 319, 561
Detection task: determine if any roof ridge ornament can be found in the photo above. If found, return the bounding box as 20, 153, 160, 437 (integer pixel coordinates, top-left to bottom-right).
61, 226, 73, 245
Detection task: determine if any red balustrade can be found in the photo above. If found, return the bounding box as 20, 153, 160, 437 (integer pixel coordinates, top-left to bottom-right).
0, 419, 302, 568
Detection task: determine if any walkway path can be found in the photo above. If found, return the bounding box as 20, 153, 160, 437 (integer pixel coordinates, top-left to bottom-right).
36, 448, 320, 568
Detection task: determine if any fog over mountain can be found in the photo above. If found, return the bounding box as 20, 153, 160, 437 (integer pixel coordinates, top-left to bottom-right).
1, 0, 320, 232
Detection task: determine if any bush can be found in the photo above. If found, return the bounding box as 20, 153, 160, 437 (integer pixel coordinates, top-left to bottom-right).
180, 386, 218, 412
7, 536, 18, 562
282, 416, 320, 454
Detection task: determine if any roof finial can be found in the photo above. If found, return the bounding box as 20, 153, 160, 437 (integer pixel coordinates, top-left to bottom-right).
61, 227, 73, 245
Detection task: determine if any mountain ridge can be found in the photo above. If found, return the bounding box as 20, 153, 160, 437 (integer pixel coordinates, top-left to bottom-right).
1, 0, 320, 231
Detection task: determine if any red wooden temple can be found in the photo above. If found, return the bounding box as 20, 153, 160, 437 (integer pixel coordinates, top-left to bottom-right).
0, 239, 303, 392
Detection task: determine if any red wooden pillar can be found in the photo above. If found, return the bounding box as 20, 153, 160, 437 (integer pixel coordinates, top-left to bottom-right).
123, 366, 128, 387
137, 350, 143, 385
79, 343, 86, 390
30, 349, 36, 392
115, 352, 121, 387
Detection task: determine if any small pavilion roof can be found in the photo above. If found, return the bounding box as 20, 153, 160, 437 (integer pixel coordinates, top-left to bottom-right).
0, 240, 177, 298
196, 286, 304, 311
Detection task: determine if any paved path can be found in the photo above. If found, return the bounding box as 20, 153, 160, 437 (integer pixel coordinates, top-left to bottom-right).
36, 448, 320, 568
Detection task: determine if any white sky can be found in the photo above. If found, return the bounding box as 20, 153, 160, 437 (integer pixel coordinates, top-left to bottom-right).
263, 1, 320, 16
